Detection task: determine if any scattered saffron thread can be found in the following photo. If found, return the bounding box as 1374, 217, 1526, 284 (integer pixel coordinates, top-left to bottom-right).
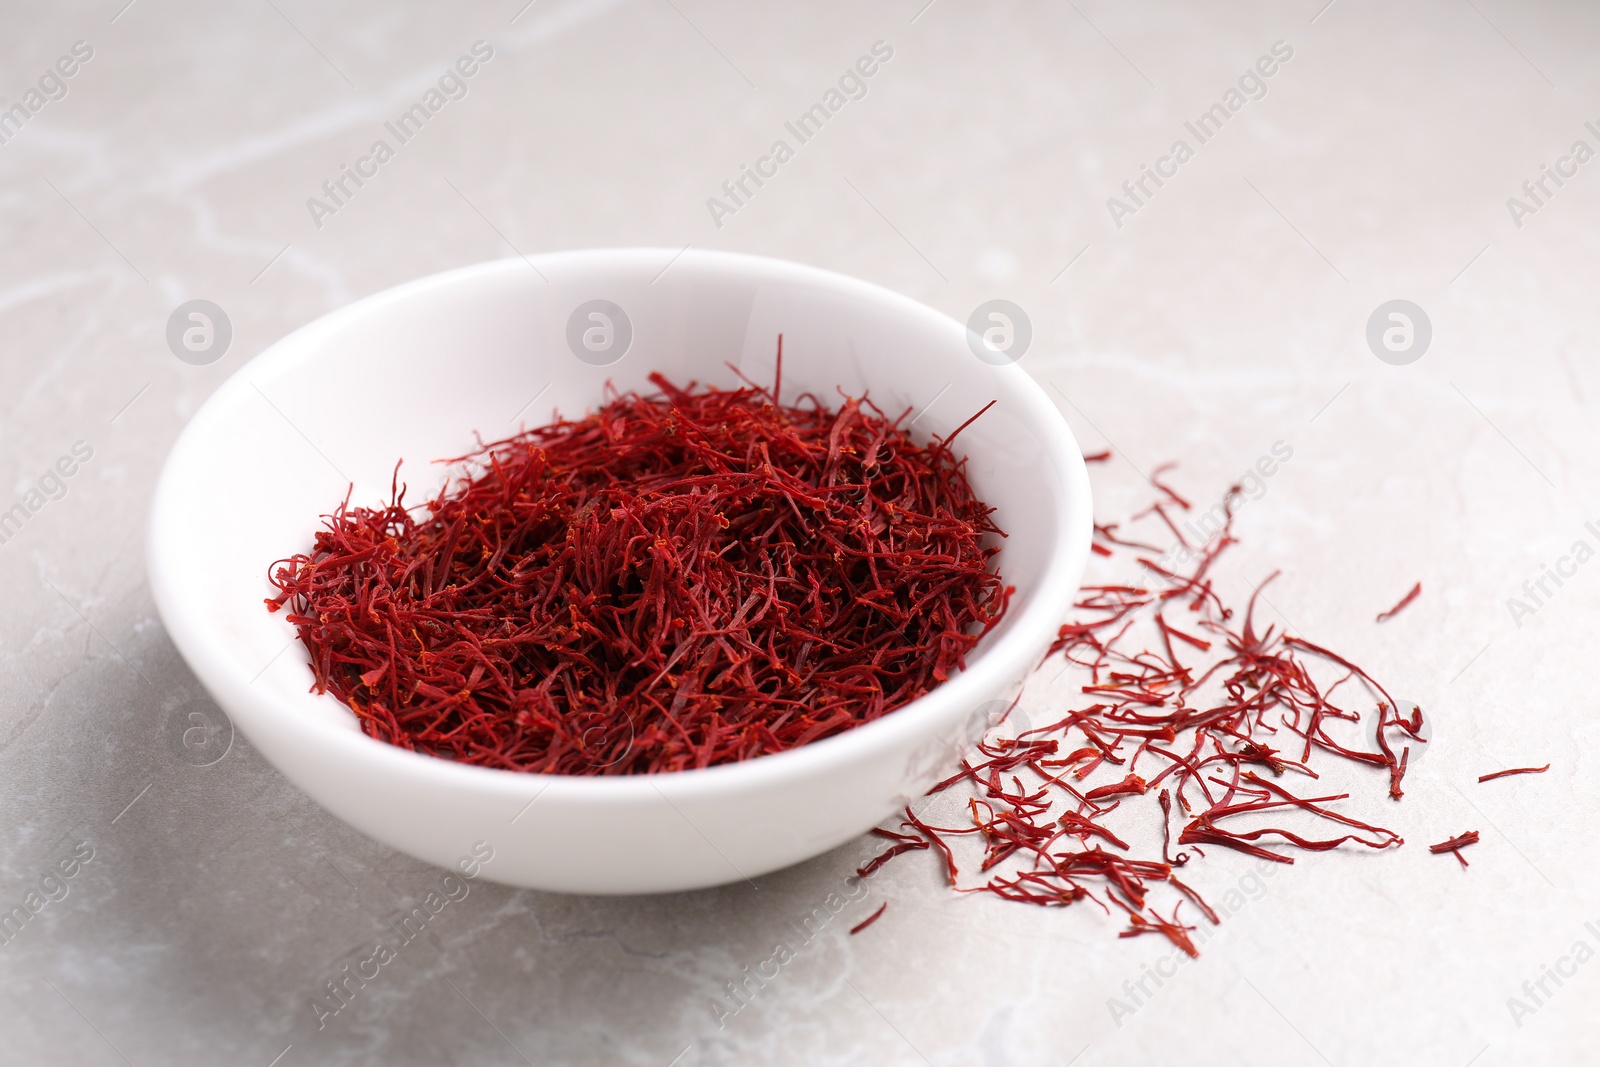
1429, 830, 1480, 869
859, 461, 1422, 955
1478, 764, 1549, 783
1375, 581, 1422, 623
849, 902, 888, 935
267, 346, 1010, 775
1082, 450, 1113, 464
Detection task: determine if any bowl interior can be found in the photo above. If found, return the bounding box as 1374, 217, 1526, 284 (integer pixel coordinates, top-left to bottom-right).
154, 249, 1075, 771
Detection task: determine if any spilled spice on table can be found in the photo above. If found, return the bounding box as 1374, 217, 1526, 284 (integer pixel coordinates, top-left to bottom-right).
859, 454, 1427, 955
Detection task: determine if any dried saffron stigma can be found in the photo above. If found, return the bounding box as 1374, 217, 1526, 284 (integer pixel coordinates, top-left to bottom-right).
1479, 764, 1549, 783
265, 352, 1010, 775
1429, 830, 1481, 869
1375, 581, 1422, 623
858, 460, 1427, 954
849, 903, 888, 935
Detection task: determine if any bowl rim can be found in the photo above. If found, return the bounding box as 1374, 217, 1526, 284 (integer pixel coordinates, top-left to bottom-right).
147, 247, 1091, 804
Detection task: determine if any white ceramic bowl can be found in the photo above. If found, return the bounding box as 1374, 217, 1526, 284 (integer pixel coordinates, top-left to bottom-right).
148, 249, 1091, 893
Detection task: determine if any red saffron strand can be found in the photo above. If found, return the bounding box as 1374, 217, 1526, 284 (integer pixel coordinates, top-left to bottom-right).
1429, 830, 1480, 869
1429, 830, 1480, 853
857, 839, 929, 879
1478, 764, 1549, 783
1375, 581, 1422, 623
1083, 774, 1148, 802
1149, 462, 1191, 510
1082, 450, 1113, 464
849, 903, 888, 935
936, 399, 998, 455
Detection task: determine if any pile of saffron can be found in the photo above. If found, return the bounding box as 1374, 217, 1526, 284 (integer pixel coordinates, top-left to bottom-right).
265, 364, 1009, 775
859, 456, 1427, 955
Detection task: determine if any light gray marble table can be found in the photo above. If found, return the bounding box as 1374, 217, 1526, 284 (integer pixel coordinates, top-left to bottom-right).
1, 1, 1595, 1064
